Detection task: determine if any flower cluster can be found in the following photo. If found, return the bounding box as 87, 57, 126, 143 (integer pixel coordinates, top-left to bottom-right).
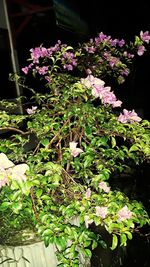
118, 109, 142, 123
81, 75, 122, 107
0, 153, 29, 188
21, 31, 150, 85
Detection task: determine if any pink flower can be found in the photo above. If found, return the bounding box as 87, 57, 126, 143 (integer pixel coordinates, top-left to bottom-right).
137, 45, 145, 56
95, 206, 108, 218
85, 188, 91, 198
99, 181, 110, 193
80, 75, 105, 89
84, 215, 94, 228
69, 142, 83, 157
91, 85, 104, 98
140, 31, 150, 44
118, 205, 132, 222
118, 109, 142, 123
26, 106, 37, 115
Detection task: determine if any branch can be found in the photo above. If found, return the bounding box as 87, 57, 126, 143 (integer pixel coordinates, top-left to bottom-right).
0, 127, 31, 135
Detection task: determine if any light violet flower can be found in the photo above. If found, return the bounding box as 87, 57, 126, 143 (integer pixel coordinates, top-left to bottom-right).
118, 205, 133, 222
99, 181, 110, 193
26, 106, 37, 115
95, 206, 108, 218
137, 45, 145, 56
85, 188, 91, 198
84, 215, 94, 228
118, 109, 142, 123
69, 141, 83, 157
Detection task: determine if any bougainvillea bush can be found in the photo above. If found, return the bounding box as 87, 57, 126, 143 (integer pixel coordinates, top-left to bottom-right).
0, 30, 150, 266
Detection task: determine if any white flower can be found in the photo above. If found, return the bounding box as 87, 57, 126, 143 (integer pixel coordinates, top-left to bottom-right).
69, 141, 83, 157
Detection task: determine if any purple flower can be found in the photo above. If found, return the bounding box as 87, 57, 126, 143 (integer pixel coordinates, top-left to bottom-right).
85, 45, 96, 53
36, 66, 48, 75
118, 39, 125, 47
30, 47, 48, 63
22, 66, 29, 74
118, 205, 132, 222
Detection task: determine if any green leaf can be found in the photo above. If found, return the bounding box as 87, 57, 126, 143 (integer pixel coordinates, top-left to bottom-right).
0, 201, 10, 211
111, 234, 118, 250
111, 137, 116, 148
129, 144, 139, 152
120, 233, 127, 246
12, 202, 22, 213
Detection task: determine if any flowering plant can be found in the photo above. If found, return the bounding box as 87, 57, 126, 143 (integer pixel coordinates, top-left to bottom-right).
0, 30, 150, 266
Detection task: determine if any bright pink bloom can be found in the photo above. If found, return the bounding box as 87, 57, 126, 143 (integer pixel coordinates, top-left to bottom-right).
99, 181, 110, 193
95, 206, 108, 218
118, 205, 132, 222
69, 142, 83, 157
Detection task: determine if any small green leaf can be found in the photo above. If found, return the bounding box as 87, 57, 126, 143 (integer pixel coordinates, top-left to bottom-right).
111, 234, 118, 250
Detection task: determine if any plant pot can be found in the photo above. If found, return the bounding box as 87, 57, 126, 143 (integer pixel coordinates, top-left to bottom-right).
0, 241, 58, 267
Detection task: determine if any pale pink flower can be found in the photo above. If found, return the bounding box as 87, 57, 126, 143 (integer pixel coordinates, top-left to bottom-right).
80, 75, 105, 88
85, 188, 91, 198
69, 142, 83, 157
95, 206, 108, 218
99, 181, 110, 193
26, 106, 37, 115
118, 205, 133, 222
137, 45, 145, 56
140, 31, 150, 44
91, 85, 104, 98
84, 215, 94, 228
118, 109, 142, 123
